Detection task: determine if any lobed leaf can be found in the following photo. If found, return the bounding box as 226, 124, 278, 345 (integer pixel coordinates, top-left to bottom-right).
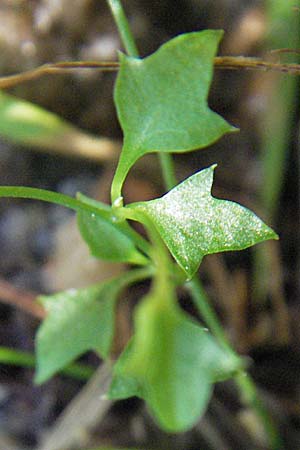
112, 30, 236, 198
130, 165, 278, 278
109, 285, 241, 432
35, 278, 124, 384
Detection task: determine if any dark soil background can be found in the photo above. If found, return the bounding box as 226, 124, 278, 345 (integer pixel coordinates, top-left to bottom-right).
0, 1, 299, 449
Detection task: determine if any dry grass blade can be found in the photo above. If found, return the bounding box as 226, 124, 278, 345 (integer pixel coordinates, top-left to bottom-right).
214, 56, 300, 74
0, 61, 119, 89
0, 57, 300, 90
37, 362, 113, 450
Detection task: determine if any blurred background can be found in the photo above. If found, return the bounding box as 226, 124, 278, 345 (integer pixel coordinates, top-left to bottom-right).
0, 0, 299, 449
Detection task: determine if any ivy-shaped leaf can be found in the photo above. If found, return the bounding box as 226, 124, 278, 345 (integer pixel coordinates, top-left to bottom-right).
77, 193, 148, 265
35, 277, 124, 384
109, 285, 241, 432
129, 165, 278, 278
112, 30, 236, 198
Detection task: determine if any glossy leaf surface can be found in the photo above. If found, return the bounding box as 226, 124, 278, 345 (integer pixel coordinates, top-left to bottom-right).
109, 286, 241, 432
35, 278, 123, 383
131, 165, 278, 278
112, 30, 235, 198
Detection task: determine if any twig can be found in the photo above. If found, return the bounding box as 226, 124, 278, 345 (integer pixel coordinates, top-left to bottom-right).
0, 61, 119, 89
270, 48, 300, 55
0, 278, 45, 319
1, 57, 300, 89
214, 56, 300, 74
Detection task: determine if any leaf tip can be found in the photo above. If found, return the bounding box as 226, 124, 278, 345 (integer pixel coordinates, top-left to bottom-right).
201, 28, 225, 44
229, 124, 240, 133
261, 223, 279, 242
206, 163, 218, 184
213, 28, 225, 40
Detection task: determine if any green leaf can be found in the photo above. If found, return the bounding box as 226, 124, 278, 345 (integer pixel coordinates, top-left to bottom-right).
0, 346, 94, 381
130, 165, 278, 278
109, 339, 143, 400
77, 211, 147, 265
109, 286, 241, 432
0, 186, 148, 265
77, 193, 148, 265
35, 267, 152, 384
112, 30, 236, 199
35, 278, 122, 384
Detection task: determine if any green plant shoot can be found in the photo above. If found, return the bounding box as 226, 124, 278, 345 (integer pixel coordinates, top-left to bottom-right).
0, 28, 279, 437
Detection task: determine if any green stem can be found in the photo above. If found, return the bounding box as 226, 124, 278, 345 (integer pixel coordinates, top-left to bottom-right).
187, 276, 234, 354
106, 3, 281, 446
187, 276, 282, 450
107, 0, 177, 199
123, 207, 170, 275
0, 186, 108, 214
159, 153, 177, 191
118, 265, 154, 287
106, 0, 139, 57
0, 185, 150, 258
0, 346, 94, 381
236, 372, 283, 450
121, 222, 151, 256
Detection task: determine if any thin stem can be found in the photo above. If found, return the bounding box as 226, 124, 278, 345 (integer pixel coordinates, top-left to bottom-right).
236, 372, 283, 450
0, 186, 150, 258
106, 4, 281, 446
159, 153, 177, 191
187, 276, 234, 354
122, 206, 170, 274
107, 0, 138, 203
187, 275, 282, 450
122, 223, 151, 256
106, 0, 139, 57
109, 0, 178, 242
118, 265, 154, 288
0, 186, 108, 214
0, 346, 94, 381
107, 0, 178, 199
